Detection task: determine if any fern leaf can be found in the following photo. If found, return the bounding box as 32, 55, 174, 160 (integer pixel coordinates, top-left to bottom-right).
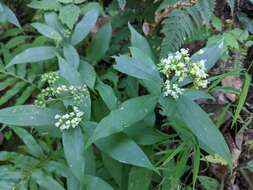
160, 0, 216, 57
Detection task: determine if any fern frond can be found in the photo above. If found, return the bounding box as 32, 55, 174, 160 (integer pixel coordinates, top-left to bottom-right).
160, 0, 216, 57
0, 30, 44, 107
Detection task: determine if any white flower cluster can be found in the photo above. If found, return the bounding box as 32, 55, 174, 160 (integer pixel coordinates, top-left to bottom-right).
158, 48, 209, 99
35, 84, 89, 107
188, 60, 208, 89
163, 80, 184, 99
55, 107, 84, 130
159, 48, 190, 82
41, 72, 59, 85
35, 87, 55, 107
55, 85, 89, 105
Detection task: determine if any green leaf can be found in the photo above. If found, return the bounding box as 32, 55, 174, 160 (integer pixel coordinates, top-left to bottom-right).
0, 181, 14, 190
114, 55, 161, 82
0, 4, 20, 27
28, 0, 62, 11
128, 167, 152, 190
246, 160, 253, 172
124, 119, 167, 146
59, 4, 80, 29
88, 95, 158, 144
198, 176, 219, 190
57, 0, 72, 3
84, 175, 113, 190
87, 22, 112, 64
85, 122, 156, 171
7, 46, 56, 68
58, 56, 82, 86
191, 41, 225, 71
32, 169, 65, 190
79, 61, 96, 89
32, 23, 62, 41
102, 154, 122, 186
0, 105, 60, 126
62, 127, 85, 181
117, 0, 126, 10
176, 96, 231, 166
96, 81, 118, 110
211, 16, 222, 31
11, 126, 44, 158
232, 73, 251, 127
183, 90, 215, 101
45, 12, 64, 33
71, 9, 99, 45
63, 44, 80, 69
74, 0, 86, 4
129, 23, 154, 60
0, 166, 23, 181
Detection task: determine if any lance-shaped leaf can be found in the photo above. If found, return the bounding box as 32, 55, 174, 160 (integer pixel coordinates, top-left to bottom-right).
175, 95, 232, 167
87, 95, 158, 145
32, 169, 65, 190
7, 46, 56, 68
87, 22, 112, 64
62, 127, 85, 181
0, 105, 60, 126
114, 54, 161, 82
84, 175, 113, 190
32, 23, 63, 41
191, 40, 225, 71
71, 9, 99, 45
58, 56, 82, 86
11, 126, 44, 158
63, 43, 80, 69
0, 4, 20, 27
129, 23, 154, 60
85, 122, 156, 171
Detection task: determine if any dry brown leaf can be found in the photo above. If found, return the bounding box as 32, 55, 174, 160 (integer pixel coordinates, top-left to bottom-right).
222, 76, 243, 102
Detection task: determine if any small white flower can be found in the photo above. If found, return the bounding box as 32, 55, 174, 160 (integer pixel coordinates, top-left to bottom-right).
163, 80, 184, 99
54, 107, 84, 130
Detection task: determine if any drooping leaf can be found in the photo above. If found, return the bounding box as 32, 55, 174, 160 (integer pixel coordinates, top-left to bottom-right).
85, 122, 156, 171
7, 46, 56, 68
87, 22, 112, 64
0, 105, 60, 126
175, 95, 231, 166
71, 9, 99, 45
88, 95, 158, 144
